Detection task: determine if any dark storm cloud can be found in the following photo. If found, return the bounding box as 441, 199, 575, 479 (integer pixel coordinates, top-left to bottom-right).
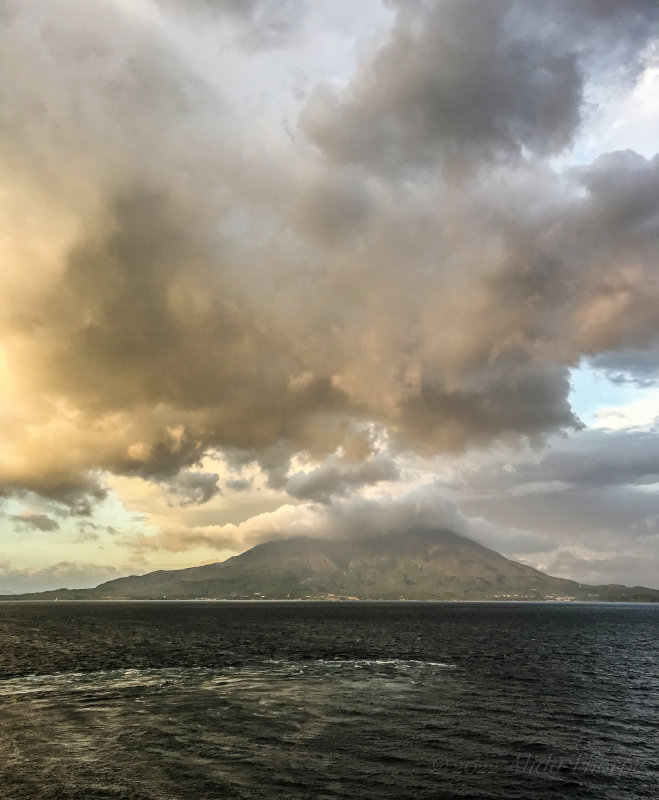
1, 0, 658, 510
53, 483, 109, 517
301, 0, 659, 175
395, 362, 576, 453
165, 470, 221, 507
285, 453, 400, 503
569, 152, 659, 355
457, 427, 659, 494
3, 479, 108, 518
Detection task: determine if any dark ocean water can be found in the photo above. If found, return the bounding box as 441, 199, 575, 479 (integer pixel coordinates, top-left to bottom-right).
0, 602, 656, 800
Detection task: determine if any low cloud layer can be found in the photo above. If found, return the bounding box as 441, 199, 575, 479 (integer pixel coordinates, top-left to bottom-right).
136, 482, 470, 554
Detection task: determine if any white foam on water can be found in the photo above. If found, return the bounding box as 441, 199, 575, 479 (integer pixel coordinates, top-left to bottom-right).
0, 667, 188, 697
0, 658, 456, 698
264, 658, 456, 670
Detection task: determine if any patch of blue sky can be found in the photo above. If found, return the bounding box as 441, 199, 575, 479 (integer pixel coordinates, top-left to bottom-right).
569, 361, 648, 427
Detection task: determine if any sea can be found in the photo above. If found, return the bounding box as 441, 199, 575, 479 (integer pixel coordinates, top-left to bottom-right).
0, 601, 656, 800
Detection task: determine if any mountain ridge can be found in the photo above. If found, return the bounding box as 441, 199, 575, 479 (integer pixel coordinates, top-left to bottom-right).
2, 529, 658, 602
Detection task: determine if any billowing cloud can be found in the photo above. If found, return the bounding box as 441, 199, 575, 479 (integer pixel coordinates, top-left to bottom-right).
301, 0, 658, 174
0, 0, 658, 531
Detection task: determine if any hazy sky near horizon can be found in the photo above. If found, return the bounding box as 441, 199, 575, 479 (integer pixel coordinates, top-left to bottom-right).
1, 0, 659, 592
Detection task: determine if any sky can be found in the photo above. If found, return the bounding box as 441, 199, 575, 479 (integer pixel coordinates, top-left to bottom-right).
1, 0, 659, 592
